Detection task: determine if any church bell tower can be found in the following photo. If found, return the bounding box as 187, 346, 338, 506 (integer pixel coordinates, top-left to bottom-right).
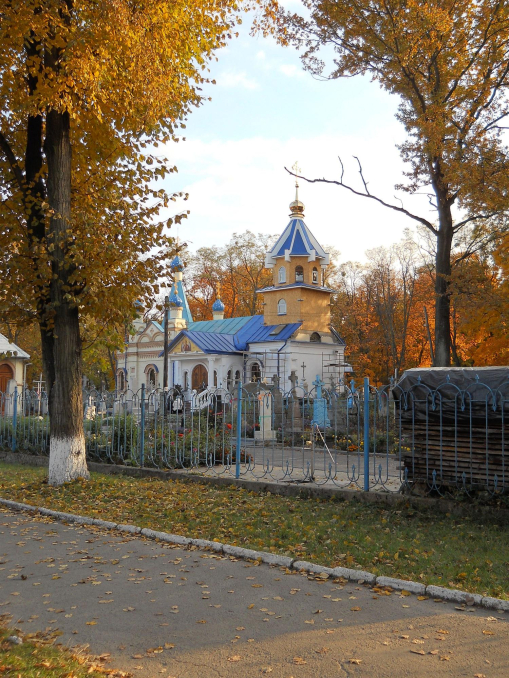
257, 182, 334, 333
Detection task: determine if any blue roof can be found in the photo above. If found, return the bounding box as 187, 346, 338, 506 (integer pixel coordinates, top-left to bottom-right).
187, 316, 253, 335
169, 286, 183, 307
176, 280, 193, 324
265, 218, 330, 267
162, 315, 303, 356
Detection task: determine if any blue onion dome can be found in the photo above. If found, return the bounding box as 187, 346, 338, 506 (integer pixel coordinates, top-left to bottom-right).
170, 254, 184, 272
212, 298, 225, 312
168, 288, 183, 307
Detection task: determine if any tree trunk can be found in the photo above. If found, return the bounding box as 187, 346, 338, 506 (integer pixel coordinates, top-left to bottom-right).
431, 158, 453, 368
44, 109, 89, 485
434, 215, 453, 367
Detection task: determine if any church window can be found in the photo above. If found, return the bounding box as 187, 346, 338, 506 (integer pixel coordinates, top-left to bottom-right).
214, 370, 218, 387
184, 371, 189, 390
251, 362, 261, 382
295, 265, 304, 282
235, 370, 241, 385
312, 267, 318, 284
227, 370, 232, 390
310, 332, 321, 343
277, 298, 287, 315
278, 266, 286, 283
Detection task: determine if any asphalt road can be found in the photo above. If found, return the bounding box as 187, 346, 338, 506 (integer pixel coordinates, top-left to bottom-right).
0, 508, 508, 677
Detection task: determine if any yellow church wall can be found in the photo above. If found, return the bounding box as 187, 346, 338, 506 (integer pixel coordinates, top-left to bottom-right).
262, 287, 331, 332
272, 257, 322, 287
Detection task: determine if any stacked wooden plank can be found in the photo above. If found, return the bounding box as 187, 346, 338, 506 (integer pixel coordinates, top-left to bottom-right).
399, 410, 508, 489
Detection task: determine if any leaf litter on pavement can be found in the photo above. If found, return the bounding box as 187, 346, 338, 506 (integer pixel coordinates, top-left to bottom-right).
0, 463, 508, 599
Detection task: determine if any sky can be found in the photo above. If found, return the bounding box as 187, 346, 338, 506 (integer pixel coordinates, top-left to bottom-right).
160, 11, 436, 264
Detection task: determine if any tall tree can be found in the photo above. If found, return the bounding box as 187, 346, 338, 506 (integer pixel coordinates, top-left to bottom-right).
185, 232, 275, 319
274, 0, 509, 365
0, 0, 255, 484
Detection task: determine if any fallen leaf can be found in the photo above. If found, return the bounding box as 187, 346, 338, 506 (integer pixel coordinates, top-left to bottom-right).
350, 607, 361, 612
196, 620, 207, 624
411, 650, 426, 655
227, 656, 242, 662
401, 590, 411, 596
417, 596, 429, 601
349, 659, 362, 665
482, 630, 495, 636
86, 621, 97, 626
293, 657, 307, 665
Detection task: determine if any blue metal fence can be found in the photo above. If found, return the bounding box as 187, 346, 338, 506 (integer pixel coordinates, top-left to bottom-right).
1, 373, 508, 497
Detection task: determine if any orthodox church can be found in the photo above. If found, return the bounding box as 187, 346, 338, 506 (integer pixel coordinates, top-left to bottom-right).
118, 187, 349, 394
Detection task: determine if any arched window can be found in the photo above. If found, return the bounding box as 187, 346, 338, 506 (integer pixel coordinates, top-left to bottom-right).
116, 370, 126, 392
146, 367, 156, 389
312, 267, 318, 284
227, 369, 232, 390
251, 362, 261, 382
295, 265, 304, 282
277, 298, 287, 315
310, 332, 321, 343
278, 266, 286, 283
235, 370, 241, 385
184, 371, 189, 390
214, 370, 218, 387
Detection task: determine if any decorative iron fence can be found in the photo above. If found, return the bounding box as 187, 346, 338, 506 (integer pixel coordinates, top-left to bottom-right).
1, 373, 508, 497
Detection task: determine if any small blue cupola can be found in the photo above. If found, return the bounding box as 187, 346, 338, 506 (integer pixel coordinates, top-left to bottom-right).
170, 254, 184, 272
212, 290, 225, 321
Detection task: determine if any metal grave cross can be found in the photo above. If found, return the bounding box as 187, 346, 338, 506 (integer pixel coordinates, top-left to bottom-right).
312, 375, 325, 398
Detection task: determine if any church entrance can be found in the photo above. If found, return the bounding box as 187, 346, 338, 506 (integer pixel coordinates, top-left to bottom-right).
0, 364, 13, 394
0, 364, 14, 414
192, 364, 208, 392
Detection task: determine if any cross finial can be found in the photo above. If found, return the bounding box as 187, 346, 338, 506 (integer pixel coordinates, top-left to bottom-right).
291, 161, 301, 202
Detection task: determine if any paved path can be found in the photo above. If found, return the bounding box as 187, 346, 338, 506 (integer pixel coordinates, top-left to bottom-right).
0, 508, 508, 677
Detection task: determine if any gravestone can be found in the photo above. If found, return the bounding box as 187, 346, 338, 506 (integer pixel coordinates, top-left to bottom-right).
287, 370, 303, 431
271, 374, 284, 427
311, 375, 331, 429
254, 388, 277, 441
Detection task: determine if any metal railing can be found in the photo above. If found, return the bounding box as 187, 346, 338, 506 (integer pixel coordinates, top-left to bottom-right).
1, 373, 508, 498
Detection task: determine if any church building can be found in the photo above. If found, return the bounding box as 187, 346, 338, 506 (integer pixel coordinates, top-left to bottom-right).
118, 187, 348, 394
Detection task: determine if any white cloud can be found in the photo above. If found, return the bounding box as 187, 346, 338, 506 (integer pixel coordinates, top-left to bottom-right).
160, 131, 436, 263
279, 64, 304, 78
256, 50, 266, 60
217, 71, 259, 90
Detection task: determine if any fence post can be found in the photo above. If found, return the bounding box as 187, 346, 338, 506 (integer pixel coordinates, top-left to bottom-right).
140, 383, 145, 467
363, 377, 370, 491
235, 381, 242, 479
11, 387, 18, 452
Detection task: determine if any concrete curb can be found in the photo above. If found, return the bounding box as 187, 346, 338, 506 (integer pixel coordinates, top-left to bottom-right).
0, 496, 507, 612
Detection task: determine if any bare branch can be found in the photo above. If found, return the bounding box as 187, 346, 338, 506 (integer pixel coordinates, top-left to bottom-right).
285, 165, 438, 236
0, 130, 24, 193
353, 156, 370, 195
453, 210, 506, 232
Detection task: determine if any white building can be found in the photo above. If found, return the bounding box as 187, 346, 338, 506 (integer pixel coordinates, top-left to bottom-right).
118, 190, 349, 394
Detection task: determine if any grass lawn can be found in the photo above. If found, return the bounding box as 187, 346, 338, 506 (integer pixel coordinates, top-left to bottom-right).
0, 623, 128, 677
0, 463, 508, 600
